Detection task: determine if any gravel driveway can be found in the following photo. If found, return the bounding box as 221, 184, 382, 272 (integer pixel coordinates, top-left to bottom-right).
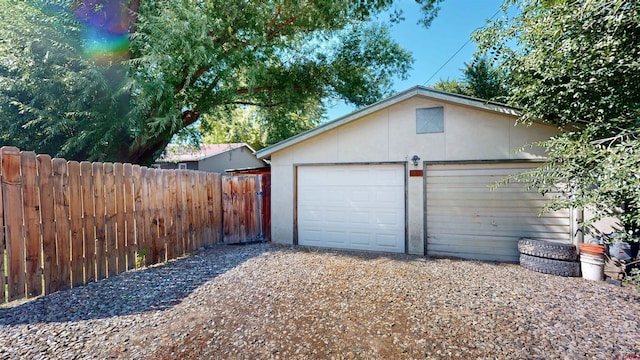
1, 243, 639, 359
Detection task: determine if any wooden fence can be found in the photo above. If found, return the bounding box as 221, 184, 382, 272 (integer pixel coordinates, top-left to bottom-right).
0, 146, 224, 303
222, 174, 270, 244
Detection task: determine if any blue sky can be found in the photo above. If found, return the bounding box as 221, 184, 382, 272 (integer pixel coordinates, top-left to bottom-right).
325, 0, 505, 119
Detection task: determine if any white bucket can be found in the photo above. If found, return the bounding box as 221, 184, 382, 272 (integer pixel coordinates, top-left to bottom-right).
580, 253, 604, 281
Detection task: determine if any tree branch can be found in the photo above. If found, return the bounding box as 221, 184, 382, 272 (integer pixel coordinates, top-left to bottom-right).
266, 15, 297, 41
176, 67, 211, 94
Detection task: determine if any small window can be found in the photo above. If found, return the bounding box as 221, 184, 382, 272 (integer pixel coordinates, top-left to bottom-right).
416, 107, 444, 133
178, 163, 188, 170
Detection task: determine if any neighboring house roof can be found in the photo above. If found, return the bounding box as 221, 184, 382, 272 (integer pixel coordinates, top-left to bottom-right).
256, 86, 521, 159
157, 143, 255, 163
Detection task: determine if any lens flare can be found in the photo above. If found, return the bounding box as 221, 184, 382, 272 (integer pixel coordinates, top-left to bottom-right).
74, 0, 130, 63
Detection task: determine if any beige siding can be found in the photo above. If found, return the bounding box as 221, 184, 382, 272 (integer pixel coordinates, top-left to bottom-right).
269, 94, 564, 255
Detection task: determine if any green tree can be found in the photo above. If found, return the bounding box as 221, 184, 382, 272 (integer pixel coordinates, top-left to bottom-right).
475, 0, 640, 237
431, 78, 464, 94
461, 56, 508, 102
0, 0, 131, 159
0, 0, 443, 165
200, 100, 325, 150
431, 56, 508, 102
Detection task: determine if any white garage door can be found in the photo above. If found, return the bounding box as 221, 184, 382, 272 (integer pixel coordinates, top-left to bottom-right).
426, 163, 571, 262
297, 165, 405, 253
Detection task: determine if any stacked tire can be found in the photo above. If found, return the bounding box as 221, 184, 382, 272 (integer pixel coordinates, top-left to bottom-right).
518, 238, 581, 277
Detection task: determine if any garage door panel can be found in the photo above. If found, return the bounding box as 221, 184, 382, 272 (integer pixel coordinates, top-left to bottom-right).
428, 224, 570, 236
427, 191, 549, 201
298, 165, 405, 253
428, 247, 518, 262
375, 168, 404, 185
428, 235, 519, 256
427, 214, 570, 226
426, 163, 571, 262
351, 232, 371, 246
428, 198, 549, 207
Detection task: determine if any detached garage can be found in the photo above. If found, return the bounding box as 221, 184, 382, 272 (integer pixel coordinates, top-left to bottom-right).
256, 86, 578, 261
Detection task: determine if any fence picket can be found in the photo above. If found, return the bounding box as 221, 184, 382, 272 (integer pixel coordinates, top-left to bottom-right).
198, 171, 211, 246
194, 172, 201, 249
21, 152, 42, 297
155, 170, 167, 263
138, 167, 149, 268
114, 163, 126, 274
93, 163, 106, 280
37, 155, 57, 295
80, 162, 96, 283
2, 147, 25, 301
175, 170, 185, 256
0, 149, 5, 303
146, 168, 159, 264
68, 161, 84, 287
103, 163, 117, 277
185, 171, 194, 252
52, 158, 71, 291
131, 165, 143, 268
165, 171, 177, 260
123, 164, 135, 270
212, 173, 222, 244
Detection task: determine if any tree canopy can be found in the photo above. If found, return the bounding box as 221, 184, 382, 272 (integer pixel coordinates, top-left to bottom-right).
475, 0, 640, 238
0, 0, 443, 164
431, 56, 509, 102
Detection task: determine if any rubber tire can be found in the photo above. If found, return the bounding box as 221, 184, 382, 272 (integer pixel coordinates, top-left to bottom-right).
518, 238, 578, 261
519, 254, 581, 277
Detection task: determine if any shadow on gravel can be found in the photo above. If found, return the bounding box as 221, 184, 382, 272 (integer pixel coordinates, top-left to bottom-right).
0, 243, 270, 325
295, 245, 515, 267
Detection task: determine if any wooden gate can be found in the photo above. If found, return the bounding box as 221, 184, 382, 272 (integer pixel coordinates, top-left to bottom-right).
222, 174, 270, 244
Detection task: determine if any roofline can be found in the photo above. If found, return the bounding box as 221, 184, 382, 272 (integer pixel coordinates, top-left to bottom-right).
157, 143, 256, 163
256, 86, 521, 159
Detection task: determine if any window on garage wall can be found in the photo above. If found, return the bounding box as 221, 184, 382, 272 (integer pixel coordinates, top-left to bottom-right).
416, 107, 444, 134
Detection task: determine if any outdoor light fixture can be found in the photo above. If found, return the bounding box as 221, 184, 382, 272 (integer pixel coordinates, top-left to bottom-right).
411, 155, 421, 166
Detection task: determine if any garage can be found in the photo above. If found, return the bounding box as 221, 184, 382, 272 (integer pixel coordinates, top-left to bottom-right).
257, 86, 575, 258
426, 163, 571, 262
297, 164, 405, 253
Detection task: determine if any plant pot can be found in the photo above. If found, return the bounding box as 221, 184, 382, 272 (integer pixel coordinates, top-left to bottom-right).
580, 253, 604, 281
579, 243, 605, 256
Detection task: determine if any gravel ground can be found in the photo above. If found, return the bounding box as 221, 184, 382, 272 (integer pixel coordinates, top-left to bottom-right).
1, 243, 639, 359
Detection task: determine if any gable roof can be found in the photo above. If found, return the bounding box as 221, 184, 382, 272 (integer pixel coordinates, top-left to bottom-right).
157, 143, 255, 163
256, 86, 521, 159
